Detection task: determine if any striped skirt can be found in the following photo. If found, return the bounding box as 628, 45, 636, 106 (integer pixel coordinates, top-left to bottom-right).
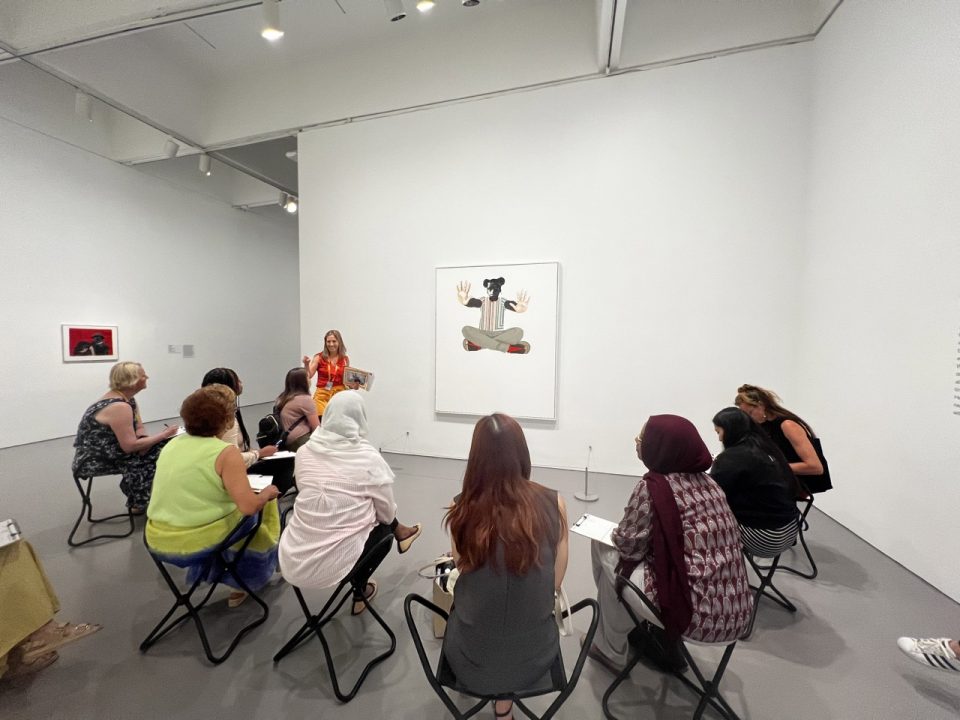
739, 520, 799, 559
146, 503, 280, 592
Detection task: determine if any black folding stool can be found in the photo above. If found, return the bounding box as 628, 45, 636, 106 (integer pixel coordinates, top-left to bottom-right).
404, 592, 598, 719
273, 533, 397, 703
740, 531, 799, 640
67, 473, 135, 547
757, 487, 818, 580
139, 513, 270, 664
602, 576, 743, 720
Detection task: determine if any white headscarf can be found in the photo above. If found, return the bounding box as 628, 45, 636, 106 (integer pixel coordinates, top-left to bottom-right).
305, 391, 394, 485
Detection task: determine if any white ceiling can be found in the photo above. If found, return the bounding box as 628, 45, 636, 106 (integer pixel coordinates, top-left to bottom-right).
0, 0, 842, 208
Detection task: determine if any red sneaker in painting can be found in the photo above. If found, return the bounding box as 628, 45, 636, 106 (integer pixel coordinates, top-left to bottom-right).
507, 342, 530, 354
463, 340, 481, 351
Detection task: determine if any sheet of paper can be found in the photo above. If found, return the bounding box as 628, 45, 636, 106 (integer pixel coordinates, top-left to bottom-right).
261, 450, 296, 460
570, 513, 617, 547
247, 474, 272, 493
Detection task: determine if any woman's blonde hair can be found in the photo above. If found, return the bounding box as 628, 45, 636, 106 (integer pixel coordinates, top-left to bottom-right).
734, 383, 813, 434
109, 362, 143, 391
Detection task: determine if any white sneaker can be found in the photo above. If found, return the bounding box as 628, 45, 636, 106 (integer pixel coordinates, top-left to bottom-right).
897, 637, 960, 673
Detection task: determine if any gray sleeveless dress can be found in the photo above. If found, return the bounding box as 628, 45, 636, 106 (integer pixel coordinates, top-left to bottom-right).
442, 487, 560, 695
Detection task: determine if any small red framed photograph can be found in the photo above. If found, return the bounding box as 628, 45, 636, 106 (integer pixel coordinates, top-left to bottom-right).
62, 324, 119, 363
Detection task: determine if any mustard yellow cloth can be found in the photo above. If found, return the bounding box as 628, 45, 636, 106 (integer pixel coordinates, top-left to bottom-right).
313, 385, 346, 417
0, 540, 60, 678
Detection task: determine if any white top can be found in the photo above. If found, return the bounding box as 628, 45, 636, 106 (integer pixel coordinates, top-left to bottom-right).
278, 392, 397, 589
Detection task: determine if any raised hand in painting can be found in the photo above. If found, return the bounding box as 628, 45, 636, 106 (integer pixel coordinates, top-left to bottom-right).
513, 290, 530, 313
457, 281, 471, 305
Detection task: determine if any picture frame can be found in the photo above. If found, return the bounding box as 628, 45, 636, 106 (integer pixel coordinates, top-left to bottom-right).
435, 261, 560, 420
344, 366, 374, 390
62, 324, 119, 363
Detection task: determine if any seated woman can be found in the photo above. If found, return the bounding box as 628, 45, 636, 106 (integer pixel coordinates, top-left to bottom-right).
72, 361, 179, 512
734, 383, 829, 494
710, 407, 800, 556
278, 391, 421, 615
275, 367, 319, 453
1, 539, 101, 682
442, 413, 568, 720
591, 414, 753, 674
201, 368, 294, 495
146, 385, 281, 608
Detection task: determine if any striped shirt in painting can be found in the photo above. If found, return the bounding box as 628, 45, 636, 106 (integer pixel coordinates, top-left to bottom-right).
479, 297, 507, 331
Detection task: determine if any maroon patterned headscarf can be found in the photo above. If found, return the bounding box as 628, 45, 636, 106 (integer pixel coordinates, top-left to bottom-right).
640, 414, 711, 639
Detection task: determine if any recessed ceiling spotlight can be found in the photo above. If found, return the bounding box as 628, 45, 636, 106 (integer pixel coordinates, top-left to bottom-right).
285, 150, 298, 162
462, 0, 480, 6
416, 0, 435, 11
198, 154, 212, 176
261, 0, 285, 41
384, 0, 407, 21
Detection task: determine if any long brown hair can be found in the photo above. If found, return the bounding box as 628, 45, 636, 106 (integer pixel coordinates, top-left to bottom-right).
444, 414, 564, 575
734, 383, 815, 435
321, 329, 346, 360
275, 367, 310, 412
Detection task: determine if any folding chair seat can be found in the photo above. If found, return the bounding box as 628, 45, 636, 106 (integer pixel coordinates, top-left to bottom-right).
404, 592, 598, 720
67, 473, 135, 547
273, 533, 397, 702
602, 576, 742, 720
139, 513, 270, 664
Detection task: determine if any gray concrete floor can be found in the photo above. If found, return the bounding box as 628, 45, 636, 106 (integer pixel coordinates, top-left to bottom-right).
2, 412, 959, 719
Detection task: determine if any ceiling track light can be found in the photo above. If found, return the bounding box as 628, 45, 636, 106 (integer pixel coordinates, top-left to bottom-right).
416, 0, 435, 11
384, 0, 407, 22
198, 154, 212, 176
74, 90, 93, 122
163, 139, 180, 158
279, 192, 299, 214
261, 0, 284, 41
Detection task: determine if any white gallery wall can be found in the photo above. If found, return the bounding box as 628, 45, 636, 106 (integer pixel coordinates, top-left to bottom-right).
298, 43, 813, 478
0, 116, 301, 449
798, 0, 960, 600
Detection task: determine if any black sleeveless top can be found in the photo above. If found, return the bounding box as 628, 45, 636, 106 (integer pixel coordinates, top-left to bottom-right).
762, 417, 832, 493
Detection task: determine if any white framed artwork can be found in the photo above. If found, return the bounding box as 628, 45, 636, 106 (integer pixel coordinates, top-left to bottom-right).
435, 262, 560, 420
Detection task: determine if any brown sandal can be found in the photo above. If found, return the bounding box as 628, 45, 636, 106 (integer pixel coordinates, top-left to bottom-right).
3, 651, 60, 682
20, 622, 102, 663
351, 581, 378, 616
397, 524, 422, 554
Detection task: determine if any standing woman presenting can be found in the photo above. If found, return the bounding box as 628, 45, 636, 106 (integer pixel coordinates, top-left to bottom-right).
734, 384, 830, 493
303, 330, 350, 420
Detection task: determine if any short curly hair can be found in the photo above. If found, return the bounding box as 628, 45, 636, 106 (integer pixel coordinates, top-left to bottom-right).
180, 385, 234, 437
